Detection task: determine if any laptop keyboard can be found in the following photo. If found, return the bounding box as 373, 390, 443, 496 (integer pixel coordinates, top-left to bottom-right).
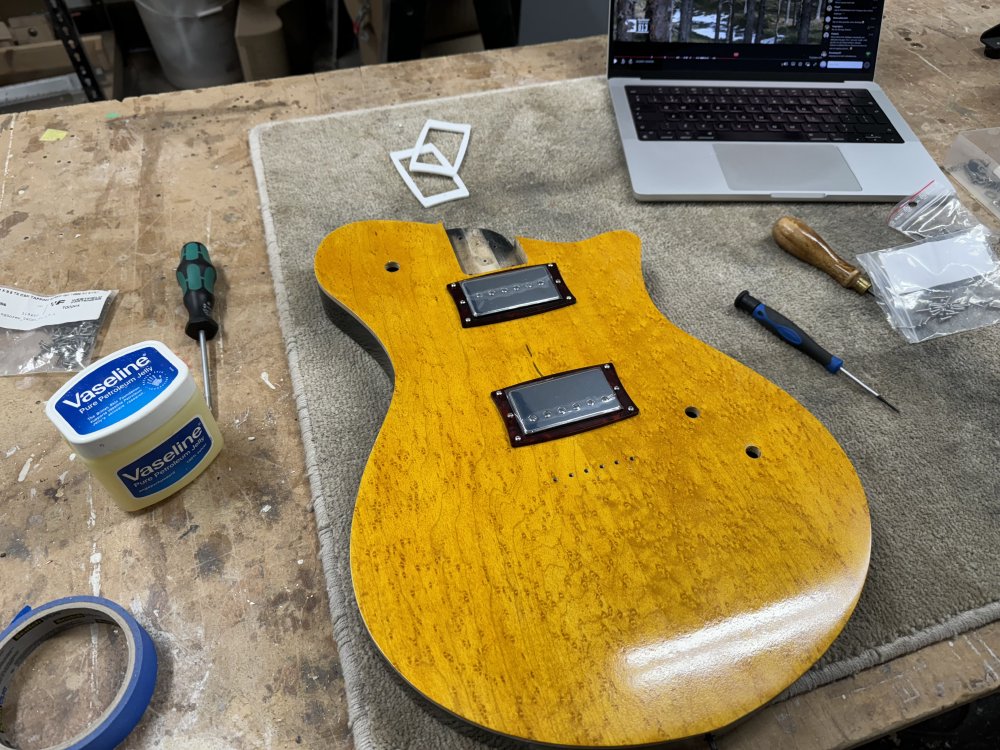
626, 86, 904, 143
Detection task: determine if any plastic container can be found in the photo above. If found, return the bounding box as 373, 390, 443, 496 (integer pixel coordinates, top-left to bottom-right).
945, 127, 1000, 223
46, 341, 224, 511
135, 0, 243, 89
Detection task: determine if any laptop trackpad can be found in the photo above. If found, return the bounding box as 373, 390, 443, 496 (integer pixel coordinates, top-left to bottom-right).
714, 144, 862, 193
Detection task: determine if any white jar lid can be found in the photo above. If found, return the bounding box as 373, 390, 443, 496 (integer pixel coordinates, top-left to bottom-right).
46, 341, 196, 460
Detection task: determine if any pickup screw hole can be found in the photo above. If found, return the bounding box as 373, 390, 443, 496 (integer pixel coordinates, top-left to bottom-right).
599, 464, 605, 469
584, 468, 589, 474
746, 445, 762, 459
385, 261, 400, 272
614, 460, 620, 465
685, 406, 700, 419
629, 456, 635, 462
569, 472, 575, 478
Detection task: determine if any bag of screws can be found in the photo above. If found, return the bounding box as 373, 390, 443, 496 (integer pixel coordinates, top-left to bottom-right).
887, 179, 982, 241
944, 127, 1000, 223
856, 225, 1000, 344
0, 286, 116, 376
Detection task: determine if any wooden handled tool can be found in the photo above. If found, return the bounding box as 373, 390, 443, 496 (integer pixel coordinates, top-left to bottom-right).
771, 216, 872, 295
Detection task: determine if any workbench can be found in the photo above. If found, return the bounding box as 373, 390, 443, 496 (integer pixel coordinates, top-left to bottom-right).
1, 2, 999, 747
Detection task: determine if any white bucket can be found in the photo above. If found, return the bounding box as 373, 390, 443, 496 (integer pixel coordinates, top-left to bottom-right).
135, 0, 243, 89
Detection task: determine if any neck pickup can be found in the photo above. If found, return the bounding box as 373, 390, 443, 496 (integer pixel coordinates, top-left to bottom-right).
447, 263, 576, 328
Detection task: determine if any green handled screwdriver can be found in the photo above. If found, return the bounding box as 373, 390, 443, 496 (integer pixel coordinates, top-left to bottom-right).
176, 241, 219, 411
735, 290, 899, 413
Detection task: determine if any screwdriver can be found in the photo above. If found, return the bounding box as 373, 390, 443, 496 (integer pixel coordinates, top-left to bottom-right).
771, 216, 872, 295
734, 290, 899, 413
176, 241, 219, 411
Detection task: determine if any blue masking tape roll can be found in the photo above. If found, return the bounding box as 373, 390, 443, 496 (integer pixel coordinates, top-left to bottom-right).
0, 596, 158, 750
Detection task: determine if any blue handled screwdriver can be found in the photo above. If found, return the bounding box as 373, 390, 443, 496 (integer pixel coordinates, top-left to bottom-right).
735, 290, 899, 413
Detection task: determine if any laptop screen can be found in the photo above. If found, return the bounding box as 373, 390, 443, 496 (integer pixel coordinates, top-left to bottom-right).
607, 0, 885, 82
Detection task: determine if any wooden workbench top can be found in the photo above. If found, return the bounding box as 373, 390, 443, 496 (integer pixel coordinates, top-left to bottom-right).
1, 1, 999, 747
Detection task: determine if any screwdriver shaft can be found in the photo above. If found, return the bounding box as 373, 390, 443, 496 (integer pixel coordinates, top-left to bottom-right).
839, 367, 899, 413
199, 330, 211, 411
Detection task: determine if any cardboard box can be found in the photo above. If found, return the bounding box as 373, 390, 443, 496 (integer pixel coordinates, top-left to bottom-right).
342, 0, 477, 64
235, 0, 291, 81
343, 0, 386, 65
0, 31, 117, 94
1, 1, 49, 21
8, 13, 54, 44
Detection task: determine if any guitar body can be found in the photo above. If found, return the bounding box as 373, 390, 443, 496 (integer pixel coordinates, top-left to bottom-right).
314, 220, 870, 747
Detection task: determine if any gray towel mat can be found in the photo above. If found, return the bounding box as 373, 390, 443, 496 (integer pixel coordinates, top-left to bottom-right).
250, 76, 1000, 749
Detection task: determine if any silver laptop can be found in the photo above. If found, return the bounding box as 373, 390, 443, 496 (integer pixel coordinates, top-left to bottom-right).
607, 0, 945, 201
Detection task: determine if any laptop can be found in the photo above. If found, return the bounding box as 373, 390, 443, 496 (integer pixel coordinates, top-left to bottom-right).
606, 0, 946, 201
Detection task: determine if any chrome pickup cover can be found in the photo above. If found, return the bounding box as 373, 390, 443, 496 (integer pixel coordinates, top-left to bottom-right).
447, 264, 574, 327
493, 364, 638, 447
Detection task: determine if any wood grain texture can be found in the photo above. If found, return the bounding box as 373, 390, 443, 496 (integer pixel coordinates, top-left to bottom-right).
2, 0, 998, 743
315, 220, 872, 746
771, 216, 872, 294
0, 40, 603, 750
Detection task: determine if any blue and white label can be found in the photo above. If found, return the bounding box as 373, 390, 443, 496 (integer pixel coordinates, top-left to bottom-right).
116, 417, 213, 499
55, 346, 178, 435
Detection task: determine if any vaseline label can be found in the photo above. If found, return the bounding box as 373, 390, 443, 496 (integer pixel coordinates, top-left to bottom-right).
116, 417, 213, 499
55, 346, 178, 435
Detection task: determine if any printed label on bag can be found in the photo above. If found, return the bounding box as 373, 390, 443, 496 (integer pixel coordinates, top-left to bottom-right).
0, 287, 112, 331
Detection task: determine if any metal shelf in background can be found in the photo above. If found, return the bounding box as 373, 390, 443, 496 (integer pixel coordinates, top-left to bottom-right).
43, 0, 106, 101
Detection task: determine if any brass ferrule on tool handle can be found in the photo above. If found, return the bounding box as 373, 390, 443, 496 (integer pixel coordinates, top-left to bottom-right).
771, 216, 872, 295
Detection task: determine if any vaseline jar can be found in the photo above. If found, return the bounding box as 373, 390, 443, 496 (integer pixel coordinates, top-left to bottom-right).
45, 340, 224, 511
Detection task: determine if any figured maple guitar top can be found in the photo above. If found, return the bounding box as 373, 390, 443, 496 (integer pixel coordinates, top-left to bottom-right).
314, 220, 871, 747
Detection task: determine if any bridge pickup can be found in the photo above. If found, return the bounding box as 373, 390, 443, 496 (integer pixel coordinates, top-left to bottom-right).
493, 364, 638, 447
447, 264, 575, 327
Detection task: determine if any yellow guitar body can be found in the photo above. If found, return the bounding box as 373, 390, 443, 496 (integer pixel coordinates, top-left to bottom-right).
314, 220, 870, 747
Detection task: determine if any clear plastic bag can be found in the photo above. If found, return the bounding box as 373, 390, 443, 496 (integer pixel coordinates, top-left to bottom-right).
856, 226, 1000, 343
944, 127, 1000, 224
0, 287, 116, 376
887, 180, 982, 240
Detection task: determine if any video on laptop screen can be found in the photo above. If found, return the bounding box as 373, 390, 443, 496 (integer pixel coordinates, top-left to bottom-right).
607, 0, 885, 80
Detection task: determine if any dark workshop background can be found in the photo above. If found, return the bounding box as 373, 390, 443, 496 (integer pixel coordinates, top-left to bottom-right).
0, 0, 611, 110
1, 0, 997, 746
